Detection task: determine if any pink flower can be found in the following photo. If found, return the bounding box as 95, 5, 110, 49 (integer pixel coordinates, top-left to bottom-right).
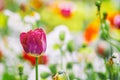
61, 8, 71, 18
58, 1, 76, 18
20, 28, 47, 56
114, 15, 120, 29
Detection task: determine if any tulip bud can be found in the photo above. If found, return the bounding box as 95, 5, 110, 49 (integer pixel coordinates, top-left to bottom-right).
40, 72, 50, 79
18, 64, 23, 76
103, 12, 107, 20
96, 40, 112, 58
66, 62, 73, 69
95, 0, 101, 7
59, 31, 65, 41
67, 40, 74, 53
95, 0, 101, 11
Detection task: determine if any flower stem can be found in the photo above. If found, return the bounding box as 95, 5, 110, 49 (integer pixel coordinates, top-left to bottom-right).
107, 40, 120, 52
20, 75, 22, 80
98, 10, 102, 26
36, 57, 38, 80
60, 47, 64, 70
110, 36, 120, 42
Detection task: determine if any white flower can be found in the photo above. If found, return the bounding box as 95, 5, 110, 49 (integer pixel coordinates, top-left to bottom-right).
24, 12, 40, 24
4, 9, 13, 16
46, 25, 72, 64
15, 0, 28, 4
92, 56, 106, 73
4, 10, 32, 33
28, 65, 52, 80
72, 64, 87, 80
0, 36, 22, 70
58, 1, 76, 12
22, 62, 32, 75
0, 63, 4, 76
112, 52, 120, 64
8, 13, 24, 31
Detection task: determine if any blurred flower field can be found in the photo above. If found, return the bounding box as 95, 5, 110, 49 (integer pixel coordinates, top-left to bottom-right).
0, 0, 120, 80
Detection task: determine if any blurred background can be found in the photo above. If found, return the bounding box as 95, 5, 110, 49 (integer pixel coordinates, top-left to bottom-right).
0, 0, 120, 80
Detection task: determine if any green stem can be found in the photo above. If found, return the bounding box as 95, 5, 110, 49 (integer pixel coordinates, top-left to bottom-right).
20, 75, 22, 80
107, 40, 120, 52
60, 47, 64, 70
36, 57, 38, 80
110, 36, 120, 42
98, 10, 102, 27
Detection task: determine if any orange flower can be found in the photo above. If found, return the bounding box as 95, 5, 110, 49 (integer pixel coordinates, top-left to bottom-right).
84, 20, 100, 43
22, 52, 48, 66
29, 0, 42, 9
107, 12, 120, 27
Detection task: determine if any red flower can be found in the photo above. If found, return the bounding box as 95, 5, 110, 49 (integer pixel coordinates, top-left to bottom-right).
20, 28, 47, 57
23, 52, 48, 66
0, 0, 4, 11
0, 50, 2, 60
96, 40, 112, 58
107, 12, 120, 28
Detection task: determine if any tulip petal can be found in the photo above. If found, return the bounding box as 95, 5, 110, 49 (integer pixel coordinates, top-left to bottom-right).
20, 32, 29, 53
41, 31, 47, 52
27, 31, 43, 55
35, 28, 47, 52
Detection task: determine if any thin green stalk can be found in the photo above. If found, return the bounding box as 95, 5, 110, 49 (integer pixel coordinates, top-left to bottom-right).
60, 47, 64, 70
36, 57, 38, 80
20, 75, 22, 80
110, 36, 120, 42
98, 10, 102, 28
107, 40, 120, 52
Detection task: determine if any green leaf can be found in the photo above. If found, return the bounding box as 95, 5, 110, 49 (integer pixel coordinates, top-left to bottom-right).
53, 43, 60, 50
97, 72, 106, 80
67, 40, 75, 53
69, 73, 75, 80
40, 72, 50, 79
49, 64, 57, 75
66, 62, 73, 69
2, 72, 16, 80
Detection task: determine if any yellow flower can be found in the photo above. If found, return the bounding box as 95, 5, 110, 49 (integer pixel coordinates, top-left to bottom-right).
29, 0, 42, 9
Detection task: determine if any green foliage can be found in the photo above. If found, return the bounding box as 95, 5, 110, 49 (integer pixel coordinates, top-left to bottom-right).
59, 31, 65, 41
5, 0, 19, 12
2, 72, 16, 80
0, 13, 9, 36
40, 72, 50, 79
66, 62, 73, 69
67, 40, 75, 53
97, 72, 107, 80
49, 64, 57, 75
69, 73, 75, 80
53, 43, 60, 50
